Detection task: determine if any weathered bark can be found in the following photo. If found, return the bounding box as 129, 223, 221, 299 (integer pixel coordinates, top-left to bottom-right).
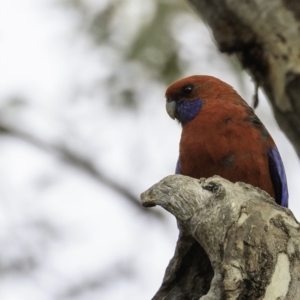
187, 0, 300, 158
141, 175, 300, 299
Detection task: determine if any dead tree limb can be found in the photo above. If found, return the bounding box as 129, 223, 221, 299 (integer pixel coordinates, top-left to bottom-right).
187, 0, 300, 158
141, 175, 300, 299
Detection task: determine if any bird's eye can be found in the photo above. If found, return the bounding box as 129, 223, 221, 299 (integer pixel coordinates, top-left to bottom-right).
182, 84, 194, 96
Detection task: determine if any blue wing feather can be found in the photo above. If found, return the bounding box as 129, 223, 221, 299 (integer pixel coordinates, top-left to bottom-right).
268, 147, 288, 207
175, 158, 181, 174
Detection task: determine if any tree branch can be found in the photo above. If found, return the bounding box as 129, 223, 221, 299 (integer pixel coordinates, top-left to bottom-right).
141, 175, 300, 299
0, 123, 164, 220
187, 0, 300, 157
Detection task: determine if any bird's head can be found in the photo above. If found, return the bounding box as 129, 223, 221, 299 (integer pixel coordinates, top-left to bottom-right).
165, 75, 234, 125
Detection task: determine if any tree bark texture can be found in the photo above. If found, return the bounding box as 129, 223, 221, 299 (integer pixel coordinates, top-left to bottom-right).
141, 175, 300, 299
187, 0, 300, 158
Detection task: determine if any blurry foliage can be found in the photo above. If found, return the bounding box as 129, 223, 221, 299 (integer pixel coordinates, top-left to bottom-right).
60, 0, 194, 109
125, 1, 182, 82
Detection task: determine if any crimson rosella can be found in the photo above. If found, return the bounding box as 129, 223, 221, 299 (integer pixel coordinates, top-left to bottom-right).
165, 75, 288, 207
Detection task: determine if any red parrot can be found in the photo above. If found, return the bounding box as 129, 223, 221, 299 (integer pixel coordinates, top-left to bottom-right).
165, 75, 288, 207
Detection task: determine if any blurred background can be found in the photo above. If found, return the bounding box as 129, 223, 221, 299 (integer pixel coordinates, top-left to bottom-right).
0, 0, 299, 299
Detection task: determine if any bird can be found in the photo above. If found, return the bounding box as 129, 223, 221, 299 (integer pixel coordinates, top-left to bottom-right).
165, 75, 288, 207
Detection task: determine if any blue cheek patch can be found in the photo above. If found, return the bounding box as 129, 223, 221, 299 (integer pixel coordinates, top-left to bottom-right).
176, 99, 203, 124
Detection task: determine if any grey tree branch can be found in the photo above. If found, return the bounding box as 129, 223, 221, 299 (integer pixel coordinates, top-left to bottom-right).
141, 175, 300, 299
187, 0, 300, 158
0, 123, 164, 220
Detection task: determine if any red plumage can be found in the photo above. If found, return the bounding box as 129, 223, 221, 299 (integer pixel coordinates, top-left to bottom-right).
165, 75, 277, 199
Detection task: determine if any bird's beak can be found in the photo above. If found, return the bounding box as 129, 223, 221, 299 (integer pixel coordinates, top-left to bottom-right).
166, 100, 176, 120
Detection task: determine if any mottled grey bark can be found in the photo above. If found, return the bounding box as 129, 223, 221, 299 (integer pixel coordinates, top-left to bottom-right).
187, 0, 300, 158
141, 175, 300, 299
